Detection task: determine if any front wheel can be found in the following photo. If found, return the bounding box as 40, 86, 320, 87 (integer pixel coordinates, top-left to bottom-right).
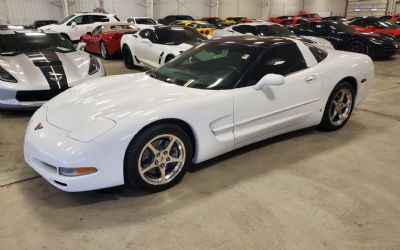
124, 124, 193, 192
122, 45, 136, 69
347, 40, 367, 54
319, 82, 355, 131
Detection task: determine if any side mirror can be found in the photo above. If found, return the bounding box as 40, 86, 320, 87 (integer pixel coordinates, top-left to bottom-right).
77, 42, 86, 51
71, 22, 77, 28
253, 74, 285, 90
86, 32, 92, 35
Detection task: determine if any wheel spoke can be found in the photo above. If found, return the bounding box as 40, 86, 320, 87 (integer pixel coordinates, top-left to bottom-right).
146, 142, 160, 156
159, 167, 166, 183
165, 137, 176, 152
168, 156, 185, 164
140, 162, 158, 174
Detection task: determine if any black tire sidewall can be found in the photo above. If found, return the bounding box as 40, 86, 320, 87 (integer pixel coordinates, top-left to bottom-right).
122, 46, 135, 69
319, 82, 355, 131
348, 40, 366, 54
100, 41, 109, 59
124, 124, 193, 192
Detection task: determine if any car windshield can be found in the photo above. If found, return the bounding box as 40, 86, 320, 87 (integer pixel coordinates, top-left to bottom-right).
326, 22, 356, 33
136, 18, 156, 25
148, 42, 262, 90
374, 20, 399, 29
110, 25, 134, 30
256, 25, 293, 36
0, 33, 75, 55
155, 27, 205, 45
187, 22, 214, 29
58, 15, 74, 24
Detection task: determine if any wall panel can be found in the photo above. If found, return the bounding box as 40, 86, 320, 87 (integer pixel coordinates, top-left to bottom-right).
303, 0, 347, 16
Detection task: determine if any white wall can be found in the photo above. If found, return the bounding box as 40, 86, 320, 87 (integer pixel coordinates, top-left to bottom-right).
303, 0, 347, 16
0, 0, 64, 25
211, 0, 303, 20
154, 0, 211, 19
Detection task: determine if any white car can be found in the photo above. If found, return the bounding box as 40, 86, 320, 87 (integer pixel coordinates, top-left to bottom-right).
39, 12, 119, 43
126, 17, 157, 29
0, 30, 104, 109
213, 22, 335, 51
24, 36, 373, 192
120, 25, 206, 69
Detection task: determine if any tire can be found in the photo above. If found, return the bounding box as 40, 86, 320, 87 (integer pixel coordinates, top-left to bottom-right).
122, 45, 136, 69
319, 81, 355, 131
347, 40, 367, 54
164, 55, 175, 64
124, 124, 193, 192
100, 41, 110, 59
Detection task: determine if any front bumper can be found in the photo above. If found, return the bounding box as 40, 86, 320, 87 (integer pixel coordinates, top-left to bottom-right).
24, 107, 125, 192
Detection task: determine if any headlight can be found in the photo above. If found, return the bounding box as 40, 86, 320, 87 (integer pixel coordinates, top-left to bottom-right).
0, 66, 17, 83
88, 55, 101, 75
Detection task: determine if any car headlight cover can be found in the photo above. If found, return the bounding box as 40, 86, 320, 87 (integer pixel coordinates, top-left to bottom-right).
68, 117, 116, 142
0, 66, 17, 83
88, 55, 101, 75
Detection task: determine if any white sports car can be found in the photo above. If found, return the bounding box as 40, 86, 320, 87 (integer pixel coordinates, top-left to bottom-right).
120, 25, 206, 69
0, 30, 104, 109
213, 22, 335, 51
126, 16, 158, 30
24, 36, 373, 192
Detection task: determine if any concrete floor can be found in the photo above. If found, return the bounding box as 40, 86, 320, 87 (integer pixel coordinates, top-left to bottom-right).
0, 55, 399, 249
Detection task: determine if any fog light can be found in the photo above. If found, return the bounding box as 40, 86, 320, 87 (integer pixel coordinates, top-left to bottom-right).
59, 167, 97, 176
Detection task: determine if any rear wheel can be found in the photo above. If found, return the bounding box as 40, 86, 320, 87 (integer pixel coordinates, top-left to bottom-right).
347, 40, 367, 54
124, 124, 193, 192
100, 41, 111, 59
319, 82, 355, 131
122, 45, 136, 69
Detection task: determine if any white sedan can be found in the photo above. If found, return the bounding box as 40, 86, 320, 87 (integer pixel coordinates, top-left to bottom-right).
24, 36, 373, 192
120, 25, 206, 69
0, 30, 104, 109
213, 22, 335, 51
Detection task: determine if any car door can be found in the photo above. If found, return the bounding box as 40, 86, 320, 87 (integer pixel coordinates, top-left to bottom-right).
67, 15, 93, 41
90, 25, 103, 54
233, 43, 323, 146
134, 29, 162, 67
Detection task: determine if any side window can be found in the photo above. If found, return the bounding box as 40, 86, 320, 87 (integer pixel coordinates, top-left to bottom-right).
307, 45, 328, 62
232, 25, 258, 35
92, 26, 103, 35
280, 20, 292, 26
93, 15, 109, 22
127, 18, 134, 23
139, 29, 158, 43
248, 43, 307, 84
68, 15, 83, 25
81, 15, 93, 24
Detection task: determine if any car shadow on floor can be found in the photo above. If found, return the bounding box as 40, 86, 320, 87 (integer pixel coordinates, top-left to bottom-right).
17, 118, 367, 230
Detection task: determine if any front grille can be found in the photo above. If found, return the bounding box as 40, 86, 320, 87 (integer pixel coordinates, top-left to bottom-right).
16, 89, 67, 102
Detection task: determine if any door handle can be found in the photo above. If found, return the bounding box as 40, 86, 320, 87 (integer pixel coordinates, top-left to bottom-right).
305, 75, 316, 83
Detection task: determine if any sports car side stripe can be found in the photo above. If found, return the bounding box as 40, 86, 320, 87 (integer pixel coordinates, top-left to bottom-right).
25, 52, 69, 91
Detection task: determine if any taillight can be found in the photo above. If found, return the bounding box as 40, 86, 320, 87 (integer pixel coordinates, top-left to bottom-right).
205, 30, 209, 35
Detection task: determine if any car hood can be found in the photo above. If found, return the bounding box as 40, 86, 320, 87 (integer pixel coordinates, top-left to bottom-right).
46, 72, 216, 132
358, 32, 399, 44
0, 51, 92, 87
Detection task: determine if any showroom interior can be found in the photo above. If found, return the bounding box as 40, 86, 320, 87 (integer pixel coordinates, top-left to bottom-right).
0, 0, 399, 249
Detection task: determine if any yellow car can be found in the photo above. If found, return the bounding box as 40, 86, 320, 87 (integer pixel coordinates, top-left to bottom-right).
224, 16, 253, 24
171, 20, 215, 37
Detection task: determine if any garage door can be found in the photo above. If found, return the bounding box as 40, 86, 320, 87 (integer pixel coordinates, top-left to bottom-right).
346, 0, 388, 18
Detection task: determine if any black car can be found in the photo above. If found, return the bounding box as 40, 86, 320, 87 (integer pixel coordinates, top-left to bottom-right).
380, 15, 400, 26
290, 21, 400, 58
31, 20, 57, 29
158, 15, 194, 25
200, 17, 229, 29
322, 16, 348, 22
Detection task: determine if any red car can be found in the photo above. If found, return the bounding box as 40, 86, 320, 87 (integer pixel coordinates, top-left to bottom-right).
349, 17, 400, 39
80, 22, 137, 59
269, 15, 293, 23
295, 12, 322, 21
278, 17, 311, 27
380, 14, 400, 26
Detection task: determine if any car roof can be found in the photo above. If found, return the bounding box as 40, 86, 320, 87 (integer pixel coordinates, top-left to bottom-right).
231, 21, 281, 27
0, 29, 58, 35
128, 16, 153, 19
210, 36, 295, 48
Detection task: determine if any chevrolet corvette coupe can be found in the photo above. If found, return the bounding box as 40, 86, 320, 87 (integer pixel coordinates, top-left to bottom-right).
24, 36, 373, 192
212, 22, 335, 51
290, 21, 400, 58
120, 25, 206, 69
0, 30, 104, 108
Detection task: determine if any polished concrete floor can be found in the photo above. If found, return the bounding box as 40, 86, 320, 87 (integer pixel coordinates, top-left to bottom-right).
0, 55, 399, 249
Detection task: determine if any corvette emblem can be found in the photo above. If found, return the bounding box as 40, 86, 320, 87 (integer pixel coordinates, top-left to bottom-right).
34, 123, 44, 130
48, 72, 63, 81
